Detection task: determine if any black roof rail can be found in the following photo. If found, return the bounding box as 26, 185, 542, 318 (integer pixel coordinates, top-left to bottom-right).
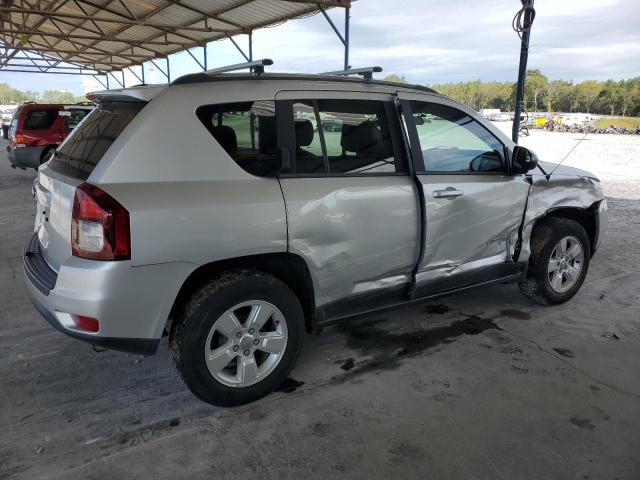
172, 59, 273, 85
321, 66, 382, 80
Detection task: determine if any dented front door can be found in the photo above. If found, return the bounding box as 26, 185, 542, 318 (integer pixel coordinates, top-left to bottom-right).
397, 92, 530, 295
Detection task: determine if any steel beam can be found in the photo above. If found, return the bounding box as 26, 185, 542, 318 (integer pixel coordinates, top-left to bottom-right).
93, 74, 108, 89
226, 33, 250, 62
0, 6, 220, 33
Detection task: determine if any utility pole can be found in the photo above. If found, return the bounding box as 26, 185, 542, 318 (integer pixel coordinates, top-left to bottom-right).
512, 0, 535, 143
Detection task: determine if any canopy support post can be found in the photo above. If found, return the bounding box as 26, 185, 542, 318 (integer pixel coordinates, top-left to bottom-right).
512, 0, 535, 143
344, 6, 350, 70
203, 44, 208, 70
318, 5, 349, 70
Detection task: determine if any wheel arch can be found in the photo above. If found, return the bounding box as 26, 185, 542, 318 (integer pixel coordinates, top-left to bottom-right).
169, 253, 317, 334
534, 203, 599, 256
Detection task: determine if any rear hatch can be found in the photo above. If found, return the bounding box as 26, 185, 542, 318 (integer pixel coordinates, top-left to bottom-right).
35, 101, 145, 271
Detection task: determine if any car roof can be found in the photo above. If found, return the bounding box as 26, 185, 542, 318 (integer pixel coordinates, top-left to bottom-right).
171, 72, 437, 94
88, 73, 440, 104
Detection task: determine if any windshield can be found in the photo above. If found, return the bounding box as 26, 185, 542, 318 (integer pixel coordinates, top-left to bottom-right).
48, 102, 145, 180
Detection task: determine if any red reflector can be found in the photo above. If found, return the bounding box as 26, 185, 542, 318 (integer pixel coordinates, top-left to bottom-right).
73, 315, 100, 333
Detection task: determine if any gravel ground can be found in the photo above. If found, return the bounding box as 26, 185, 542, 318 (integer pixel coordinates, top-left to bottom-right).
1, 132, 639, 480
493, 122, 640, 199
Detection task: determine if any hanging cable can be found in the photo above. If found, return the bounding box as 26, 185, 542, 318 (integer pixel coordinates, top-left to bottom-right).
512, 3, 536, 40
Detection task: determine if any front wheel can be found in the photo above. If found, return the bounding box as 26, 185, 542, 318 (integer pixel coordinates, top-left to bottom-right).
519, 217, 590, 305
170, 270, 305, 406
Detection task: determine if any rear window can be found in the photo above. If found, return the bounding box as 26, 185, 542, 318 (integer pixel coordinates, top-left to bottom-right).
49, 102, 144, 180
23, 108, 58, 130
64, 108, 91, 130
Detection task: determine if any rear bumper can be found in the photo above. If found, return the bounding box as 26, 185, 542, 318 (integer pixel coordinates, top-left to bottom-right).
23, 233, 194, 356
7, 145, 44, 169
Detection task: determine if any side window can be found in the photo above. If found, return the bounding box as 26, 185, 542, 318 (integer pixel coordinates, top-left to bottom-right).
292, 101, 325, 174
410, 101, 505, 173
196, 101, 278, 177
290, 99, 404, 175
65, 109, 90, 130
23, 109, 58, 131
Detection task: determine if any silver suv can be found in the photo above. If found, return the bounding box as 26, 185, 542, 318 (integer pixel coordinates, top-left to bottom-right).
23, 71, 607, 406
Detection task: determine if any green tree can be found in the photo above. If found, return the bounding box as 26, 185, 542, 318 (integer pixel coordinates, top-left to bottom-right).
41, 89, 85, 104
383, 74, 407, 83
600, 80, 622, 116
576, 80, 603, 113
0, 83, 39, 103
524, 69, 548, 112
619, 79, 639, 117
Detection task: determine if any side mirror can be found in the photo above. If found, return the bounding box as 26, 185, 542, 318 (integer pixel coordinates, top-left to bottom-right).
511, 145, 538, 174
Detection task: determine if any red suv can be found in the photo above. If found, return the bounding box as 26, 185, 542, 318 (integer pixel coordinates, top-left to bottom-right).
7, 102, 93, 170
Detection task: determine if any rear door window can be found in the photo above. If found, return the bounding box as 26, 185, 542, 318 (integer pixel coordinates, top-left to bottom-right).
48, 102, 145, 180
287, 99, 404, 175
23, 109, 58, 130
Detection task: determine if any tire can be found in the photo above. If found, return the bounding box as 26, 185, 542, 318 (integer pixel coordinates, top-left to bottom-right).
170, 270, 305, 407
519, 217, 590, 305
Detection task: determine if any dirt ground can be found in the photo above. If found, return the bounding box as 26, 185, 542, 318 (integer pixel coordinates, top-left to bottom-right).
1, 131, 639, 480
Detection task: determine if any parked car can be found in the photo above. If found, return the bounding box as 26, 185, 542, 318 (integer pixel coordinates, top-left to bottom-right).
487, 112, 512, 122
7, 102, 93, 169
23, 74, 607, 406
1, 105, 18, 139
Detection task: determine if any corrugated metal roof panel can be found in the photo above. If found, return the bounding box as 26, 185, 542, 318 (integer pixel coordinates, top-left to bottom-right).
0, 0, 350, 74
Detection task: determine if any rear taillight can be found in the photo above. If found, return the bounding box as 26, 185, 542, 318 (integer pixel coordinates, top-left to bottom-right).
14, 134, 25, 147
72, 314, 100, 333
71, 183, 130, 260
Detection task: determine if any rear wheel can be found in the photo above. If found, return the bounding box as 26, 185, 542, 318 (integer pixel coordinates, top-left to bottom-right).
519, 217, 590, 305
170, 270, 305, 406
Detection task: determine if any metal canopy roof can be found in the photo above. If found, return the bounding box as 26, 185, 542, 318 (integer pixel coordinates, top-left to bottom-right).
0, 0, 351, 78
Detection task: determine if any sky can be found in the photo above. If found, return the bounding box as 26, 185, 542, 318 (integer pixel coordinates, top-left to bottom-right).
1, 0, 639, 95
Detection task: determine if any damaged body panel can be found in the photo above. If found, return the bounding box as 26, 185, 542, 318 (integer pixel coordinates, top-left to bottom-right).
517, 162, 607, 265
21, 74, 609, 406
414, 173, 529, 295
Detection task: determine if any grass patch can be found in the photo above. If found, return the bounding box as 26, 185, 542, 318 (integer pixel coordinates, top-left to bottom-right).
596, 117, 640, 129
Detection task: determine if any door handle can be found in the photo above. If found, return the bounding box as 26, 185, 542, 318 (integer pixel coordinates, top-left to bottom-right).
433, 188, 464, 198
